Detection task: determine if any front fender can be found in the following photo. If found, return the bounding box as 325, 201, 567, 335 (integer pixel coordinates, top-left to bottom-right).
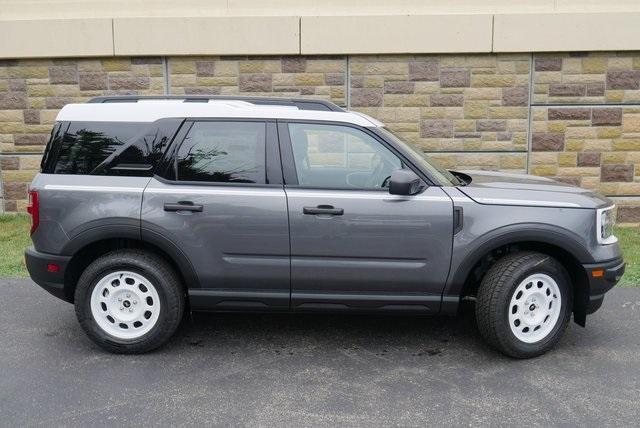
443, 223, 594, 300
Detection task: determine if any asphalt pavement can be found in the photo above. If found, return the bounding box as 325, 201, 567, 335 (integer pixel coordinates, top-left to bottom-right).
1, 278, 639, 427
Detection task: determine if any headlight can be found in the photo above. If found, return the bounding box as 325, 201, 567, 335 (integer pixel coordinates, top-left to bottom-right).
596, 206, 617, 245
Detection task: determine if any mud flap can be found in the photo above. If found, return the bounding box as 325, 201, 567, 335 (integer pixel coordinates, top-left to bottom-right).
573, 287, 588, 327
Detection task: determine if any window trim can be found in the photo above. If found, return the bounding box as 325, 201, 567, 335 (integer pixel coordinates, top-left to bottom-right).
41, 121, 68, 173
276, 119, 434, 191
161, 118, 281, 188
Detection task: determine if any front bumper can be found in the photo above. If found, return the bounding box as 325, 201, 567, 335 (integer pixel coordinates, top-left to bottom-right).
25, 246, 72, 303
582, 257, 625, 314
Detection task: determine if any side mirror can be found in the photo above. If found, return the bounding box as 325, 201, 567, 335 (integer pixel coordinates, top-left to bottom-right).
388, 169, 422, 196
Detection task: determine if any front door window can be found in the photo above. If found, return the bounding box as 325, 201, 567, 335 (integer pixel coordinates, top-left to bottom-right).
288, 123, 402, 189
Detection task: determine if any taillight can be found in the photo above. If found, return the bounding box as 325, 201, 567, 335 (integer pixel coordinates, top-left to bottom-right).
27, 190, 39, 235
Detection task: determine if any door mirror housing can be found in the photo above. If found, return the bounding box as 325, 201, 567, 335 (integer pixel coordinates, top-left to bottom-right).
388, 169, 423, 196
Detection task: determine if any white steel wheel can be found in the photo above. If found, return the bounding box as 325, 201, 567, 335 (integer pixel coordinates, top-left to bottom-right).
90, 271, 161, 340
508, 273, 561, 344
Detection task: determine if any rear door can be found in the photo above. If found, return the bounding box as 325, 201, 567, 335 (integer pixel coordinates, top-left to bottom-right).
141, 119, 290, 310
279, 121, 453, 313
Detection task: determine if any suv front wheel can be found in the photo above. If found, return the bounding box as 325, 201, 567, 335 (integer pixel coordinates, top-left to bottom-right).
74, 250, 185, 353
475, 251, 573, 358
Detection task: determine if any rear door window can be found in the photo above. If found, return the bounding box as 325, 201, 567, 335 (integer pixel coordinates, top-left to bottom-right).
175, 121, 267, 184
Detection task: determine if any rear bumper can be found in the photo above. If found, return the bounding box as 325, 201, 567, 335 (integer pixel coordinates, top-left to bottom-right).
582, 257, 625, 314
25, 246, 72, 303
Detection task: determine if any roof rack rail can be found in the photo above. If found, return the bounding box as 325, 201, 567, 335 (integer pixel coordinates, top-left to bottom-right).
87, 95, 345, 112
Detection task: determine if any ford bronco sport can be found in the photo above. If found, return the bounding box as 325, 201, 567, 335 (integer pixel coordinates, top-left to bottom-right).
25, 96, 625, 358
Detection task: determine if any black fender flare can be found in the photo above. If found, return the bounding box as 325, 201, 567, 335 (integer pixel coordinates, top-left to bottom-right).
60, 223, 140, 255
444, 223, 593, 298
60, 223, 200, 291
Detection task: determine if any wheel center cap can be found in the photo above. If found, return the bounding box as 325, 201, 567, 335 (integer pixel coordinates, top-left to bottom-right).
123, 300, 131, 308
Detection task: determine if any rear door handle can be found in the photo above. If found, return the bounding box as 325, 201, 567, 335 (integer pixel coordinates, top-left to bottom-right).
164, 201, 203, 212
303, 205, 344, 216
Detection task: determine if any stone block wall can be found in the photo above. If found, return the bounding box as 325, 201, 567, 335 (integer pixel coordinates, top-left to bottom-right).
349, 54, 530, 173
530, 106, 639, 195
1, 53, 639, 221
168, 56, 346, 106
533, 53, 640, 104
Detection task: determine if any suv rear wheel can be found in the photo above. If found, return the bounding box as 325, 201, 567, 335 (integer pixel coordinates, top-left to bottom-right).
74, 250, 184, 353
475, 251, 572, 359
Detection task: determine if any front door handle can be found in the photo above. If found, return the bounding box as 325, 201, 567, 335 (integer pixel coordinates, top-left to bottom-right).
303, 205, 344, 216
164, 201, 203, 212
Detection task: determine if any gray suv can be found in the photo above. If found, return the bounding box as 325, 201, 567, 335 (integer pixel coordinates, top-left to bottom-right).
25, 96, 625, 358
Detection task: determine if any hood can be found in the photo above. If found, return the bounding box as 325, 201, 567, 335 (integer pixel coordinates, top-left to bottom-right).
455, 170, 611, 209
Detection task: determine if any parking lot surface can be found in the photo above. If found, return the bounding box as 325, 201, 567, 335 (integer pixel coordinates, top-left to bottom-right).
1, 278, 639, 426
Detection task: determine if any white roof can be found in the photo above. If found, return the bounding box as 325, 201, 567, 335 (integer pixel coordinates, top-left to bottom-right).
55, 100, 384, 127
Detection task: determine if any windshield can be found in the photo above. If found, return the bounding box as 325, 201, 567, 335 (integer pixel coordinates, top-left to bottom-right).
377, 127, 462, 186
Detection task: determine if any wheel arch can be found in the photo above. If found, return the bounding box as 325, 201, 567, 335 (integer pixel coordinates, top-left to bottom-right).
62, 227, 199, 303
446, 225, 592, 325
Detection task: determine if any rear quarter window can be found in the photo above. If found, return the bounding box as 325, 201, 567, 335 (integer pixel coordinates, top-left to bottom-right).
44, 121, 147, 175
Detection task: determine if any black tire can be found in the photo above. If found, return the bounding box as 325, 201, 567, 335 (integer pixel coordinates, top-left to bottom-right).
74, 249, 185, 354
475, 251, 573, 359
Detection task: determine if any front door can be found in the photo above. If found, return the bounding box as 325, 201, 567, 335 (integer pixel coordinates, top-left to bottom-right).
141, 119, 290, 310
280, 121, 453, 313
